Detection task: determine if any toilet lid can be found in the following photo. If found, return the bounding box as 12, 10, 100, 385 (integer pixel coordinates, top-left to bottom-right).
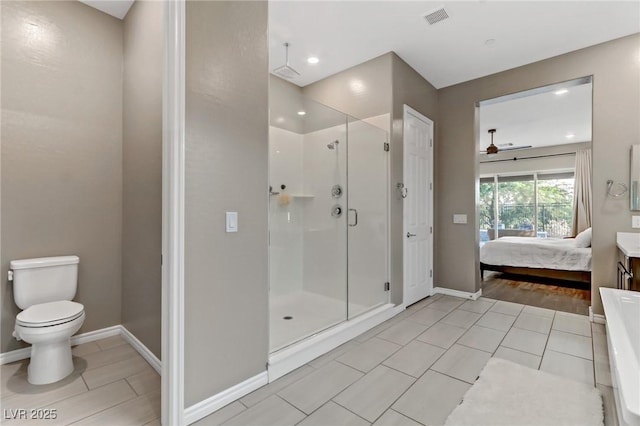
17, 301, 84, 327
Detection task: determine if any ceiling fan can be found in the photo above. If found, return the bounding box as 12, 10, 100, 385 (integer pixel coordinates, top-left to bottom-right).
481, 128, 532, 155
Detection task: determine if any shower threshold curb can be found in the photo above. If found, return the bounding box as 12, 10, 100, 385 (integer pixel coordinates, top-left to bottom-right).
267, 303, 401, 381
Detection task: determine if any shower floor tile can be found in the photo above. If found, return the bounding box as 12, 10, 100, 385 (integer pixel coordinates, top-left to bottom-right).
269, 291, 367, 352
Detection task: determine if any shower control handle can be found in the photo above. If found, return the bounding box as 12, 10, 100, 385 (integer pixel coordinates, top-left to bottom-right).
406, 232, 417, 238
348, 208, 358, 227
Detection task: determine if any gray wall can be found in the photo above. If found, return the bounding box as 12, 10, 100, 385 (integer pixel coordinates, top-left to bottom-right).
1, 1, 123, 352
184, 1, 269, 406
270, 75, 305, 134
436, 34, 640, 314
390, 53, 439, 304
304, 53, 393, 121
122, 1, 163, 359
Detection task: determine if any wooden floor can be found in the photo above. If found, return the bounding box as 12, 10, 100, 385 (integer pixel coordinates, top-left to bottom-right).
1, 335, 160, 425
481, 272, 591, 315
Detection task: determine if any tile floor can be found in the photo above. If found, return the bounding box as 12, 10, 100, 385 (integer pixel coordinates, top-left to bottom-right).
1, 335, 160, 425
197, 294, 617, 426
0, 295, 617, 426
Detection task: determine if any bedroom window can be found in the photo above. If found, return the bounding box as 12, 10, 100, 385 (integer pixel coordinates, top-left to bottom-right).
537, 172, 575, 238
480, 172, 574, 243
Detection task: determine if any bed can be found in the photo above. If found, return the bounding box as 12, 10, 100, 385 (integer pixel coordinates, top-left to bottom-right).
480, 233, 592, 284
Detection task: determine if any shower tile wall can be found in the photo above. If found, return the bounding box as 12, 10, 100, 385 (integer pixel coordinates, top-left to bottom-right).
269, 127, 304, 297
270, 118, 390, 309
301, 125, 348, 302
269, 124, 347, 303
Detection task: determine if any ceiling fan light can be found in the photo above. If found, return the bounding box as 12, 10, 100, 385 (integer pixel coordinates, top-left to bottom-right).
486, 128, 499, 155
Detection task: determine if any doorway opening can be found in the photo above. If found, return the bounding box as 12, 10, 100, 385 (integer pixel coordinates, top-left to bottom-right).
476, 77, 593, 315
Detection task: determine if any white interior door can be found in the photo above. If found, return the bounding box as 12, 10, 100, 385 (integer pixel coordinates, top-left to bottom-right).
403, 105, 434, 306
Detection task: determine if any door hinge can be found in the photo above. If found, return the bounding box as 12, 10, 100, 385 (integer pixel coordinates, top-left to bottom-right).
430, 226, 433, 234
430, 269, 433, 278
384, 282, 390, 291
430, 182, 433, 190
430, 138, 433, 147
383, 142, 390, 152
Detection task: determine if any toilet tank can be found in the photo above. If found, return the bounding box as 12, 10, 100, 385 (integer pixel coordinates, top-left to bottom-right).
10, 256, 80, 310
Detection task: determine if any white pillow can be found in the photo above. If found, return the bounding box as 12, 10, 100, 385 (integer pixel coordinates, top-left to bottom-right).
574, 227, 592, 248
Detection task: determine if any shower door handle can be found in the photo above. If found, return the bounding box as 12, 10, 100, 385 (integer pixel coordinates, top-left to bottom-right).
348, 208, 358, 227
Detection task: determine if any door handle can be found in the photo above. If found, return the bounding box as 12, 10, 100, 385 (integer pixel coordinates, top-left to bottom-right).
348, 208, 358, 227
406, 232, 417, 238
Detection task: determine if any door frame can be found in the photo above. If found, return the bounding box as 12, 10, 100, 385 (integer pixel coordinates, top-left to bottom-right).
162, 0, 185, 424
402, 105, 434, 306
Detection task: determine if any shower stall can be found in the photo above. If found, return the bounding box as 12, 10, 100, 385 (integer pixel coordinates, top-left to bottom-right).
269, 94, 390, 352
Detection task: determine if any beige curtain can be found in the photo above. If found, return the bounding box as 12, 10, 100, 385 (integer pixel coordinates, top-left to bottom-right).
572, 149, 592, 235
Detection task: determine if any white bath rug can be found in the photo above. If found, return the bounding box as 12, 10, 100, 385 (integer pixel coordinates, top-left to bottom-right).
444, 357, 603, 426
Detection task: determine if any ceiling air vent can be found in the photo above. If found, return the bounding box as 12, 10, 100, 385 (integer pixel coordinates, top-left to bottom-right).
424, 7, 449, 25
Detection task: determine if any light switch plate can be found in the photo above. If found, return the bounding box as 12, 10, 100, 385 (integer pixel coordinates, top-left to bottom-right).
226, 212, 238, 232
633, 216, 640, 229
453, 214, 467, 224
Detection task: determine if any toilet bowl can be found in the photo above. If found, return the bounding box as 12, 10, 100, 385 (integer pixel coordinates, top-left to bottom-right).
14, 300, 85, 385
10, 255, 84, 386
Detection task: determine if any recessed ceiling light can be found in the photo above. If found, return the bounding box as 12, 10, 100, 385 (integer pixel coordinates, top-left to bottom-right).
297, 111, 306, 116
307, 56, 319, 64
484, 39, 496, 46
566, 133, 575, 139
349, 79, 365, 93
554, 89, 569, 95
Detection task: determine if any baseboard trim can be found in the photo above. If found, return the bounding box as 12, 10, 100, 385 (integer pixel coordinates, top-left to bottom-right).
268, 303, 402, 382
589, 306, 607, 325
71, 325, 122, 346
434, 287, 482, 300
1, 325, 121, 365
120, 326, 161, 374
0, 347, 31, 365
184, 371, 268, 425
1, 325, 162, 371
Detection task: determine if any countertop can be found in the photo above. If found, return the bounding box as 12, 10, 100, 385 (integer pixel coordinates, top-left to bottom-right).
617, 232, 640, 257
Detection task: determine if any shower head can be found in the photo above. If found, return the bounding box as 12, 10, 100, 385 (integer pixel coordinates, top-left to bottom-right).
327, 140, 339, 150
272, 42, 300, 80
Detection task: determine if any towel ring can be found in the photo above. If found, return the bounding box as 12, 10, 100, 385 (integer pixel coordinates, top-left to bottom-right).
607, 180, 628, 198
397, 183, 408, 199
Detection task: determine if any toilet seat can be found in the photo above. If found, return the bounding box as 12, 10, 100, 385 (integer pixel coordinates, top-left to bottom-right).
16, 301, 84, 328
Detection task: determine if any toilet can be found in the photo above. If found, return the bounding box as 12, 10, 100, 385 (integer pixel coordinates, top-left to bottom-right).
10, 256, 85, 385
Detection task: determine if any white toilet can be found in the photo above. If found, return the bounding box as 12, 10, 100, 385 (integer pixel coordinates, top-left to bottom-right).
10, 255, 85, 385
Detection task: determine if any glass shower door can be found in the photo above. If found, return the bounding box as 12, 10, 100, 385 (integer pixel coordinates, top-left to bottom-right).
346, 117, 390, 319
268, 97, 348, 352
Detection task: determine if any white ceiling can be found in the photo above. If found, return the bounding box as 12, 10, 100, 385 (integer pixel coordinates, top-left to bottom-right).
479, 81, 592, 152
269, 1, 640, 89
79, 0, 631, 149
79, 0, 134, 19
